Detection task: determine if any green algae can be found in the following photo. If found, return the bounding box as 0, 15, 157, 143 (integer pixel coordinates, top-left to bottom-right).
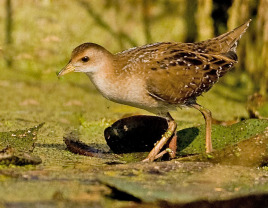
0, 124, 43, 166
98, 162, 268, 205
0, 148, 42, 166
67, 117, 268, 166
178, 119, 268, 154
178, 130, 268, 166
0, 123, 44, 152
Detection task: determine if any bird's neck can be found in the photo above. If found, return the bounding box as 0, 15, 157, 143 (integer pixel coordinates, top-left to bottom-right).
86, 56, 121, 100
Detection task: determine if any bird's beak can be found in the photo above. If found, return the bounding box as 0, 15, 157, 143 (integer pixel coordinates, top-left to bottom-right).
57, 63, 75, 77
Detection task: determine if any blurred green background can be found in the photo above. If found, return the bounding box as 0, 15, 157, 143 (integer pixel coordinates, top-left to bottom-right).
0, 0, 267, 92
0, 0, 268, 128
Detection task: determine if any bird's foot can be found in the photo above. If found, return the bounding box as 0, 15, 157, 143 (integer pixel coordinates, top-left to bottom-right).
142, 113, 177, 162
142, 134, 177, 162
142, 149, 167, 162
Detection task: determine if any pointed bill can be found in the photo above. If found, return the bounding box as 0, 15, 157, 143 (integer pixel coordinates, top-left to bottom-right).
57, 63, 75, 77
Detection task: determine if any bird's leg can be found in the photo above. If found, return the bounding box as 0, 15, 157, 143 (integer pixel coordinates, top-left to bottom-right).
153, 133, 177, 160
142, 113, 177, 162
167, 133, 177, 158
191, 103, 213, 153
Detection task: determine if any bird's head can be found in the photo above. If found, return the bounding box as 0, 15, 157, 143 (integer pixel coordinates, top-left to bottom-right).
58, 43, 113, 77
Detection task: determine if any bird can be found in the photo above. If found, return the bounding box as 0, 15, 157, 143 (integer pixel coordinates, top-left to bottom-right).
58, 19, 251, 162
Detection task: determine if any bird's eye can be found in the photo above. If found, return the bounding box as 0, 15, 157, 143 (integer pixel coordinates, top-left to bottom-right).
81, 56, 89, 62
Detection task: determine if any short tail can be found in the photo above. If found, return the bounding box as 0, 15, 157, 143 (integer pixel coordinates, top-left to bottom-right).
200, 19, 252, 55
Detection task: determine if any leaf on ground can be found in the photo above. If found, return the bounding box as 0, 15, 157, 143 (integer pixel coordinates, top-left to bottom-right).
63, 131, 107, 158
63, 130, 124, 162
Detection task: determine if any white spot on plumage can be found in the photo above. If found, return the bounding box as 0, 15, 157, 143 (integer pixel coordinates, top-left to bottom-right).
216, 70, 221, 77
141, 42, 162, 48
142, 59, 149, 63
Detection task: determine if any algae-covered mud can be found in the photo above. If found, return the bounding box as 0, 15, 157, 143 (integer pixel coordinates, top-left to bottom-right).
66, 117, 268, 166
0, 68, 267, 207
0, 124, 43, 165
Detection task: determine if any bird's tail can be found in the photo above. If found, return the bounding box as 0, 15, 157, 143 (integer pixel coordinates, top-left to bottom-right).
200, 19, 251, 55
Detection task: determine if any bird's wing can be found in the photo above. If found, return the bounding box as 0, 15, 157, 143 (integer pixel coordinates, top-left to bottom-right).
116, 41, 238, 105
144, 49, 237, 105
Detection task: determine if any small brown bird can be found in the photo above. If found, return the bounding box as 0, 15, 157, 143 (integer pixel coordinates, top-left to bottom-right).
58, 20, 251, 162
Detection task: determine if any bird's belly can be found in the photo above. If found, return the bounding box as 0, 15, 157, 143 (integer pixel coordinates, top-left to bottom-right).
89, 74, 160, 110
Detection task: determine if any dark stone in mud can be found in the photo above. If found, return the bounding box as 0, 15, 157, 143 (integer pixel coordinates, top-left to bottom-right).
104, 116, 168, 153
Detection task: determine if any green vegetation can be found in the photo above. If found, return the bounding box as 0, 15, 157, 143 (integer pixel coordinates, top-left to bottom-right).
0, 0, 267, 207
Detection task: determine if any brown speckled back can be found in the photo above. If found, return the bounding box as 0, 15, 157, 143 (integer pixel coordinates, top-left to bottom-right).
115, 20, 251, 106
